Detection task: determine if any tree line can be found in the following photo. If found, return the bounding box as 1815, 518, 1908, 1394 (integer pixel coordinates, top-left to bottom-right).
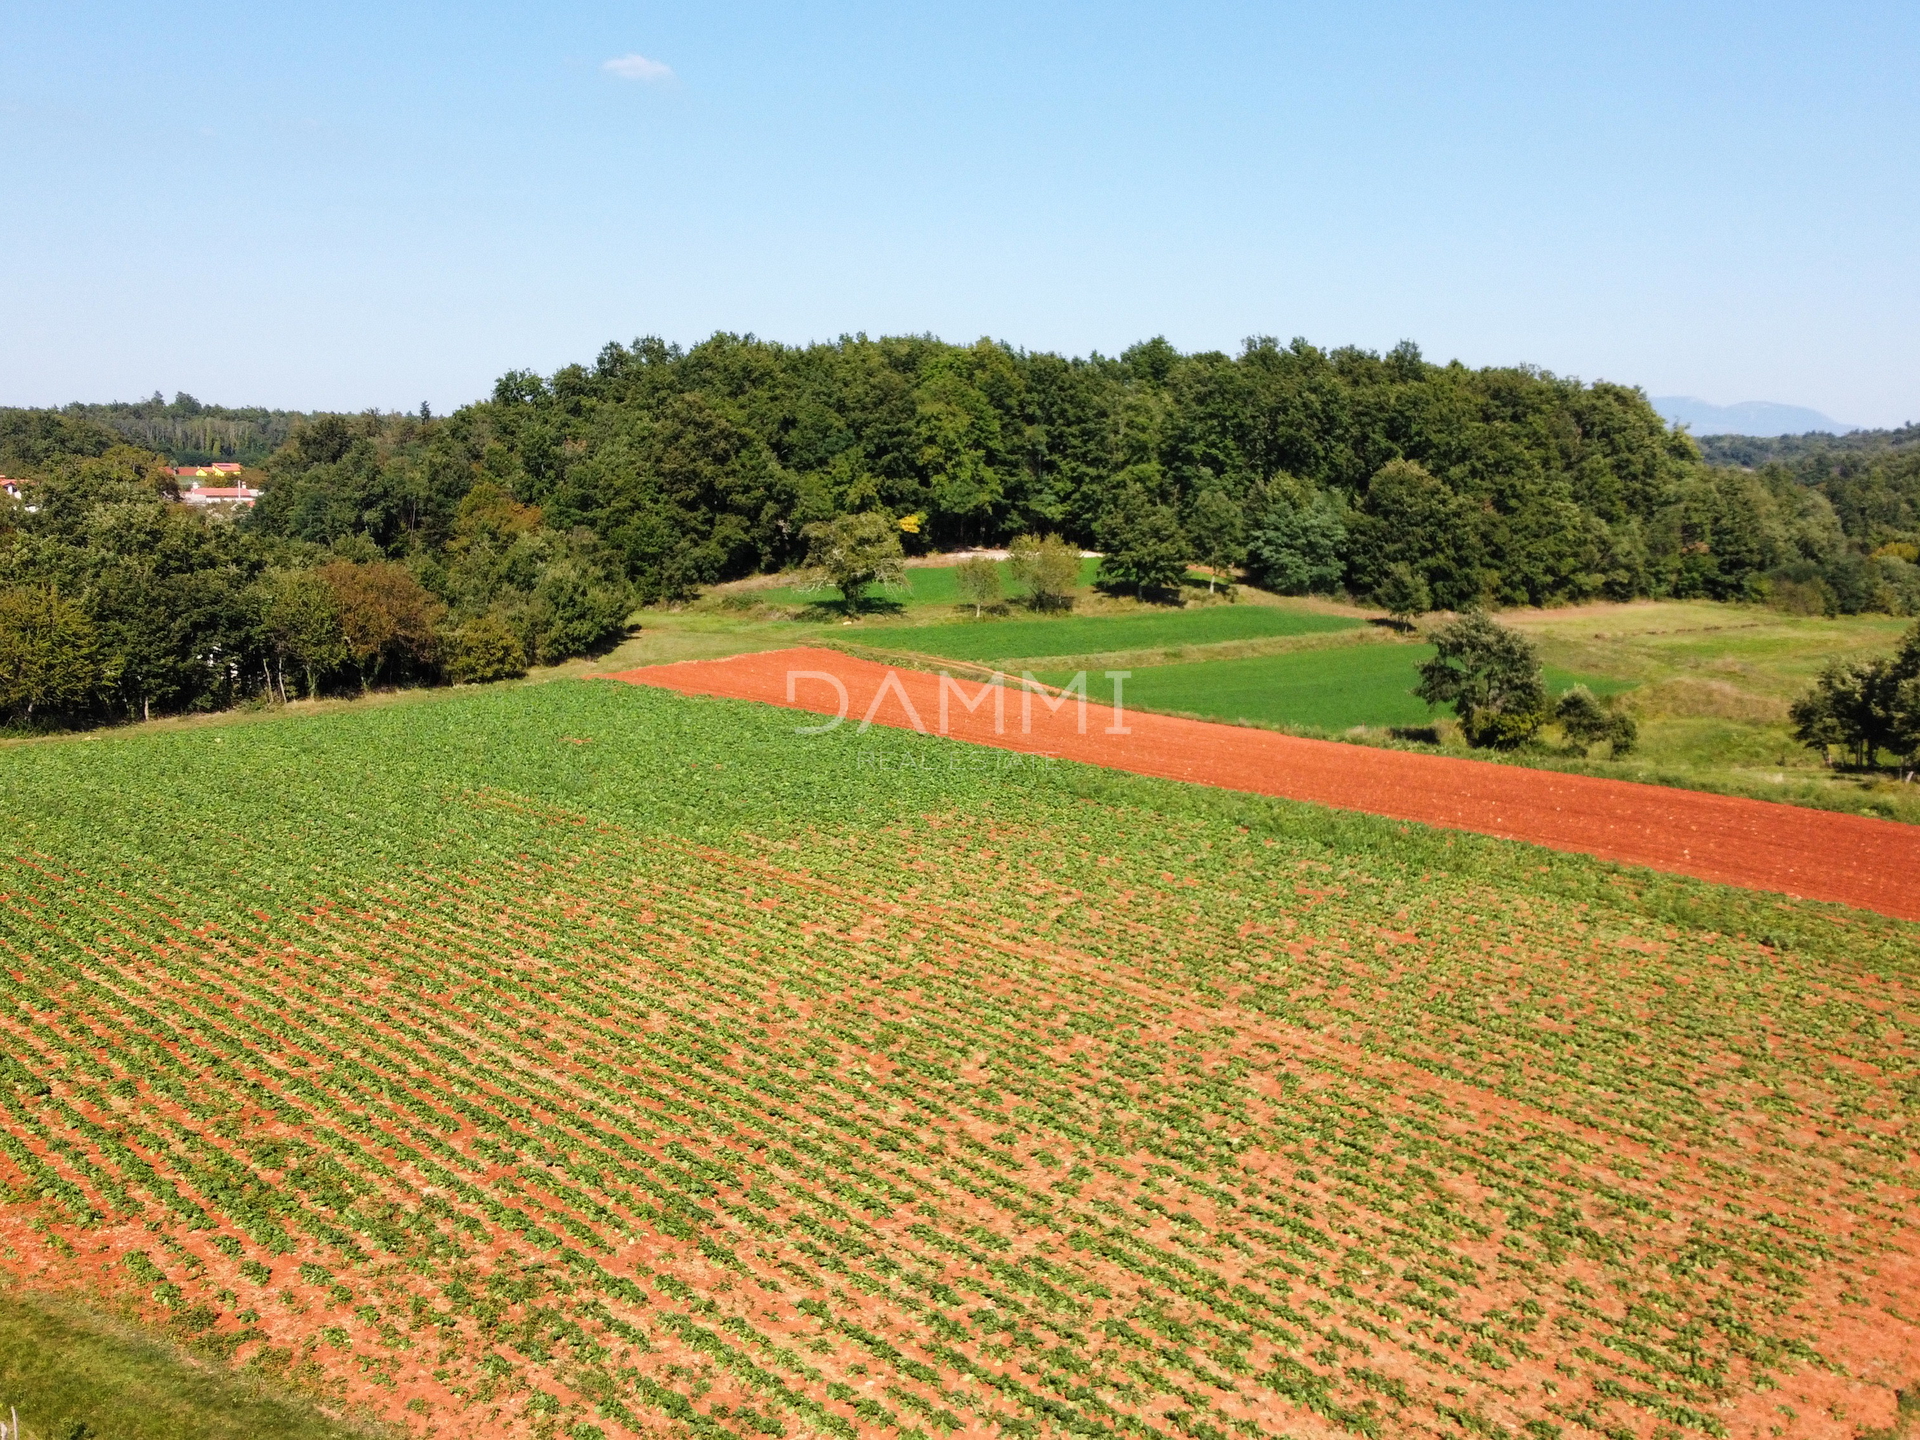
5, 330, 1918, 730
1691, 424, 1920, 617
249, 331, 1910, 613
2, 394, 313, 467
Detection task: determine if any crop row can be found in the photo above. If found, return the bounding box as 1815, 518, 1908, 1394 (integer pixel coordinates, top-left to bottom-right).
0, 783, 1914, 1440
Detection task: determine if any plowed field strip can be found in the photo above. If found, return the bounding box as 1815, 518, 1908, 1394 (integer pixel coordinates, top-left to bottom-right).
607, 647, 1920, 920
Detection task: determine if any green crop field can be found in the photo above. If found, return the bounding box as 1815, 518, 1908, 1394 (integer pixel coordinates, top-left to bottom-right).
1, 680, 1916, 1440
1034, 644, 1633, 732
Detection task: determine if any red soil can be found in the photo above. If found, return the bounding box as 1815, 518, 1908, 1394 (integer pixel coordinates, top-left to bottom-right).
606, 646, 1920, 921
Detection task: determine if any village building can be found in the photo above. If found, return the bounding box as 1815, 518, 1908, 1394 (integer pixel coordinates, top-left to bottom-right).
169, 463, 260, 508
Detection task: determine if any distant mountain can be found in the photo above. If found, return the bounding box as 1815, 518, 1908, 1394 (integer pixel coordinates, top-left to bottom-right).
1652, 395, 1856, 437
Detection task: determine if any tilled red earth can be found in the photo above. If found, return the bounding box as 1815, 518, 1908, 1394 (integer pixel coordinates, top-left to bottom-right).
608, 645, 1920, 921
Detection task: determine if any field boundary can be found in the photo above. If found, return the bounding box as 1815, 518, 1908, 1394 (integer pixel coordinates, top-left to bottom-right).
608, 644, 1920, 921
836, 623, 1397, 675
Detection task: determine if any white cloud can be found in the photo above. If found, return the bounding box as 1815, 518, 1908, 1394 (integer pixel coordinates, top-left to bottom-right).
603, 53, 674, 82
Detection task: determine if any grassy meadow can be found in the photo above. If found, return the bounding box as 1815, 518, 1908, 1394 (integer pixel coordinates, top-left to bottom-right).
734, 555, 1104, 609
1033, 646, 1633, 732
0, 1291, 383, 1440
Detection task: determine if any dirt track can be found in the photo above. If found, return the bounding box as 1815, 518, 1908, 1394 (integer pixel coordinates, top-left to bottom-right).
607, 646, 1920, 922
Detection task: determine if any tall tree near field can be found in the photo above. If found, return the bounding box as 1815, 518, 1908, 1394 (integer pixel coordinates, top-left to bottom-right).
1788, 625, 1920, 769
954, 555, 1000, 618
1007, 533, 1081, 610
1185, 487, 1246, 594
1350, 459, 1486, 610
1095, 470, 1190, 598
252, 569, 348, 700
1245, 482, 1347, 595
317, 561, 443, 691
1415, 611, 1549, 748
803, 512, 906, 614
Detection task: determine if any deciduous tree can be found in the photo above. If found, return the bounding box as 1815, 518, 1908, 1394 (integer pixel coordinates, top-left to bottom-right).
0, 586, 99, 722
1007, 533, 1080, 611
1186, 487, 1245, 594
953, 555, 1000, 618
1095, 470, 1189, 598
1415, 611, 1549, 748
316, 561, 442, 690
1372, 563, 1431, 629
803, 512, 906, 614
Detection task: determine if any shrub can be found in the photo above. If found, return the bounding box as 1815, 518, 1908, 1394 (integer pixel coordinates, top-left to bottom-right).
526, 561, 630, 663
1371, 563, 1430, 629
1006, 534, 1080, 611
442, 610, 529, 684
1555, 686, 1637, 755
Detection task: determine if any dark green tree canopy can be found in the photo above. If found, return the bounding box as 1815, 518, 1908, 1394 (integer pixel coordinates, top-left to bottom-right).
1415, 612, 1550, 749
10, 330, 1920, 733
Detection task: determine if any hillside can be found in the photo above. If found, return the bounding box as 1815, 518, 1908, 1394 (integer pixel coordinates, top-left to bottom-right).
9, 334, 1920, 740
1, 679, 1916, 1440
1696, 423, 1920, 469
44, 394, 312, 466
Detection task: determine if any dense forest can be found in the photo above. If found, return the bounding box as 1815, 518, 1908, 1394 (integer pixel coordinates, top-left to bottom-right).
4, 332, 1918, 729
68, 393, 307, 465
1696, 421, 1919, 469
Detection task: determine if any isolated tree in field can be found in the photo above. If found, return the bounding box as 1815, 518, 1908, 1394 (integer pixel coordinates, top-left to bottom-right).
1415, 611, 1549, 748
252, 569, 348, 700
803, 512, 905, 614
1186, 488, 1246, 594
1095, 474, 1190, 598
1007, 533, 1080, 610
1791, 659, 1898, 767
954, 555, 1000, 618
1372, 563, 1431, 629
1555, 684, 1638, 755
0, 586, 100, 722
317, 561, 443, 691
1245, 483, 1348, 595
1788, 621, 1920, 770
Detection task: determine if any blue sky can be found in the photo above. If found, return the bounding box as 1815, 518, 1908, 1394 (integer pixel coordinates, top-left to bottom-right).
2, 1, 1915, 425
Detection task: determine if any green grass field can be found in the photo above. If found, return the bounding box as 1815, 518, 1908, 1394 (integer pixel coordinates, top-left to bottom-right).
1035, 644, 1633, 731
0, 1290, 381, 1440
1, 680, 1915, 1439
864, 603, 1361, 663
